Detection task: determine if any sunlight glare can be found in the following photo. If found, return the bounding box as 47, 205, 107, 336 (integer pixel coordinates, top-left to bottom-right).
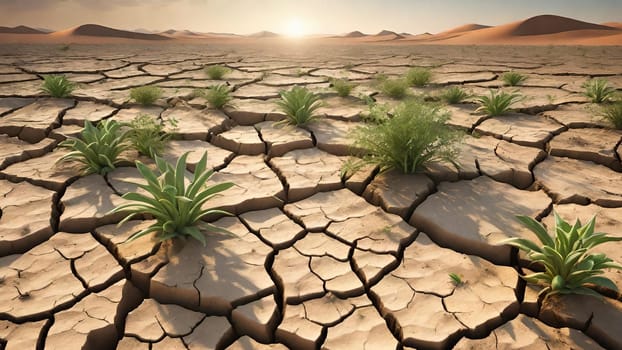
285, 18, 305, 38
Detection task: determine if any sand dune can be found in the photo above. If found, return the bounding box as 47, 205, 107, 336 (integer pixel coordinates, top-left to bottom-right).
0, 25, 46, 34
438, 23, 491, 36
248, 31, 280, 38
343, 31, 367, 38
51, 24, 171, 40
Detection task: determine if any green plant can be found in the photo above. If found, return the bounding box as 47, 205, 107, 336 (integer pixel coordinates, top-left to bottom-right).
439, 86, 470, 104
406, 67, 432, 87
201, 84, 233, 109
205, 65, 231, 80
503, 213, 622, 299
360, 101, 390, 124
601, 101, 622, 129
475, 90, 523, 116
583, 78, 617, 103
110, 152, 234, 245
501, 72, 527, 86
275, 86, 323, 126
130, 86, 162, 105
377, 77, 409, 99
351, 100, 460, 173
57, 119, 130, 175
449, 273, 464, 286
40, 75, 75, 98
330, 78, 356, 97
125, 114, 175, 158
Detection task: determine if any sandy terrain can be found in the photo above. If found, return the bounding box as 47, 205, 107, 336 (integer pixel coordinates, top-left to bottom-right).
0, 42, 621, 349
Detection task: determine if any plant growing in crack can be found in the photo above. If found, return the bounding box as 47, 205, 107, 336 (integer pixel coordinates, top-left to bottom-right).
130, 85, 162, 106
406, 67, 432, 87
124, 114, 176, 158
205, 65, 231, 80
439, 86, 471, 104
196, 84, 233, 109
600, 101, 622, 129
330, 78, 357, 97
57, 119, 130, 176
110, 152, 234, 246
583, 78, 617, 103
501, 71, 527, 86
349, 99, 461, 174
475, 90, 523, 116
275, 86, 323, 126
502, 212, 622, 299
40, 74, 75, 98
448, 273, 464, 286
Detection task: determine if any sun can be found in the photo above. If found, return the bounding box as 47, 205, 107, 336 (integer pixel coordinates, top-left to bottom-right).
284, 18, 305, 38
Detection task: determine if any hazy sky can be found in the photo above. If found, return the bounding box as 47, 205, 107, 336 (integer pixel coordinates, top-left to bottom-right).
1, 0, 621, 35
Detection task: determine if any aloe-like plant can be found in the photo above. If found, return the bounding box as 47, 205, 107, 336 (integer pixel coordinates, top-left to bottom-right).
125, 114, 174, 158
110, 152, 234, 245
57, 119, 130, 175
331, 78, 356, 97
439, 86, 470, 104
601, 101, 622, 129
40, 74, 75, 98
583, 78, 617, 103
503, 213, 622, 298
130, 86, 162, 105
501, 72, 527, 86
475, 90, 522, 116
352, 100, 461, 173
205, 65, 230, 80
201, 84, 233, 109
275, 86, 323, 126
406, 67, 432, 87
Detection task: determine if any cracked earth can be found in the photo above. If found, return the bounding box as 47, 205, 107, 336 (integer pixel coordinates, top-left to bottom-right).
0, 44, 621, 349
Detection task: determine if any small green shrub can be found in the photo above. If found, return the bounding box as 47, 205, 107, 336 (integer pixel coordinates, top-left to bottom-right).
331, 78, 356, 97
110, 152, 234, 245
449, 273, 464, 286
501, 72, 527, 86
130, 86, 162, 105
601, 101, 622, 129
475, 90, 522, 116
40, 75, 75, 98
503, 213, 622, 299
583, 78, 617, 103
276, 86, 323, 126
57, 119, 130, 175
125, 114, 174, 158
406, 67, 432, 87
378, 77, 409, 99
201, 84, 233, 109
360, 101, 390, 124
439, 86, 470, 104
205, 65, 231, 80
351, 100, 460, 173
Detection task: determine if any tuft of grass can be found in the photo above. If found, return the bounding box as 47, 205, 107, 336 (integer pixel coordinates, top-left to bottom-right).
406, 67, 432, 87
130, 86, 162, 106
601, 102, 622, 129
583, 78, 617, 103
449, 273, 464, 286
503, 213, 622, 299
205, 65, 231, 80
377, 76, 409, 100
330, 78, 357, 97
351, 100, 461, 174
200, 84, 233, 109
57, 119, 130, 175
40, 75, 75, 98
360, 101, 390, 124
275, 86, 323, 126
501, 72, 527, 86
439, 86, 470, 104
125, 114, 175, 158
110, 152, 234, 246
475, 90, 522, 116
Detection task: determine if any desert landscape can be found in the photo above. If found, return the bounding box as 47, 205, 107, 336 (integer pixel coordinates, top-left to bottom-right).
1, 6, 622, 350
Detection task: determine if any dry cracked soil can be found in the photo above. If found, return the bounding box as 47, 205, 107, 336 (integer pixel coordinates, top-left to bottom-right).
0, 43, 622, 350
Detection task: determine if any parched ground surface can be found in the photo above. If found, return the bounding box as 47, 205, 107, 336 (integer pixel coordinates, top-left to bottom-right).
1, 43, 622, 350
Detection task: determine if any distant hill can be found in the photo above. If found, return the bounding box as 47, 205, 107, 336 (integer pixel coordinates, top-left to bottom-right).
376, 30, 402, 37
511, 15, 617, 35
248, 30, 280, 38
0, 25, 46, 34
344, 31, 366, 38
52, 24, 171, 40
